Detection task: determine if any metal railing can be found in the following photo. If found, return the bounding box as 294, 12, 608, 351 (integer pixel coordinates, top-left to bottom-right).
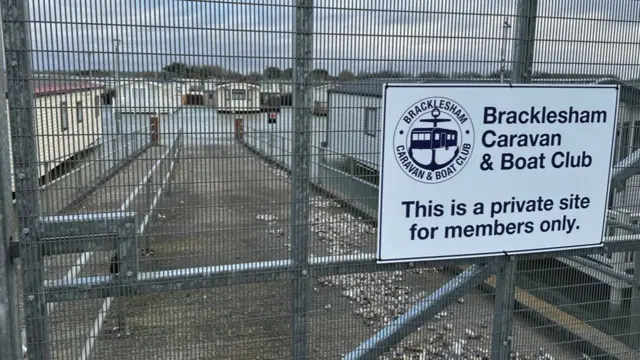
39, 131, 151, 215
38, 128, 183, 360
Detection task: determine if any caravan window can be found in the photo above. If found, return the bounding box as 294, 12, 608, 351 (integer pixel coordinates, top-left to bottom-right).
363, 107, 378, 137
76, 101, 83, 123
232, 89, 246, 101
94, 96, 100, 117
60, 101, 69, 131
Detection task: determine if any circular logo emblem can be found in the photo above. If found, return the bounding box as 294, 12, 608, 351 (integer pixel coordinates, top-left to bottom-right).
393, 97, 475, 184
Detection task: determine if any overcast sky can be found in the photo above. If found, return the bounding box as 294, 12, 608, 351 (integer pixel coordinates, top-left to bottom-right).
23, 0, 640, 78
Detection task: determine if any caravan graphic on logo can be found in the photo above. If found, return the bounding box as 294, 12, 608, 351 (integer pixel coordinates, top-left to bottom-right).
393, 97, 475, 184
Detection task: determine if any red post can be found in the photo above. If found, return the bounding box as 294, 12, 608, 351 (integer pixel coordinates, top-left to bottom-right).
150, 116, 159, 143
235, 118, 244, 140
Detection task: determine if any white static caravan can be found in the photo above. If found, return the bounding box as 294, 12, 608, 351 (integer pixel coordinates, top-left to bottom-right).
116, 81, 180, 115
214, 82, 261, 113
312, 83, 336, 116
325, 79, 394, 170
7, 80, 105, 191
202, 81, 219, 107
165, 81, 185, 110
260, 80, 293, 96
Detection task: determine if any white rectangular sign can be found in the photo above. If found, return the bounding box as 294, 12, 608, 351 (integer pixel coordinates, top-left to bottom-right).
377, 84, 619, 263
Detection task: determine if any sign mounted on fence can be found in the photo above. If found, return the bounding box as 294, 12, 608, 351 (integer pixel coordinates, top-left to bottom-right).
377, 84, 619, 263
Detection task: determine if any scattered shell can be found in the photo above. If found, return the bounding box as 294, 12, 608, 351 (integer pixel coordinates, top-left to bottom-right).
465, 328, 480, 339
256, 214, 277, 221
451, 340, 464, 356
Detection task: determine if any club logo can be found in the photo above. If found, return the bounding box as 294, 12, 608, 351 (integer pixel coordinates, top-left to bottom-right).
393, 97, 475, 184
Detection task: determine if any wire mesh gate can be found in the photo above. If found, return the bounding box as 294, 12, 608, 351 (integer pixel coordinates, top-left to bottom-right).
0, 1, 640, 360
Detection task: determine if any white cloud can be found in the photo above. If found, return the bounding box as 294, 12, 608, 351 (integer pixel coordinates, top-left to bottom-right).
25, 0, 640, 78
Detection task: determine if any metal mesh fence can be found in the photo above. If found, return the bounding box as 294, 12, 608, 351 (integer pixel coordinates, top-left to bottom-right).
0, 1, 639, 360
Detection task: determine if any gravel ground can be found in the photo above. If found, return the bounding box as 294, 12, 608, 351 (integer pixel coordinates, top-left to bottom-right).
57, 142, 583, 360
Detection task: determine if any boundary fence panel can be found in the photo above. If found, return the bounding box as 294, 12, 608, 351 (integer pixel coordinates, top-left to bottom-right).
0, 1, 640, 360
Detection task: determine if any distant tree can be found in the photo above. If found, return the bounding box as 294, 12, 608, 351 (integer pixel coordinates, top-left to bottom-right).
163, 62, 190, 76
225, 70, 244, 80
532, 72, 619, 80
281, 68, 293, 79
355, 70, 411, 79
196, 65, 225, 79
264, 66, 282, 79
451, 72, 484, 79
311, 68, 329, 80
487, 69, 511, 79
356, 71, 375, 79
244, 72, 263, 82
338, 70, 355, 81
157, 72, 173, 81
417, 72, 448, 79
376, 70, 411, 78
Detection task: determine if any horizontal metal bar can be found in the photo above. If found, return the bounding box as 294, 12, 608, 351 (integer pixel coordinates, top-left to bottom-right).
45, 259, 293, 302
610, 148, 640, 189
565, 256, 635, 285
38, 212, 136, 238
40, 235, 119, 256
43, 236, 640, 302
343, 264, 493, 360
607, 218, 640, 235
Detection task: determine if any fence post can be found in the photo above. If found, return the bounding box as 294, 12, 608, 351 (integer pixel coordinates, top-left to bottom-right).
491, 257, 517, 360
167, 135, 180, 196
630, 251, 640, 348
610, 211, 631, 317
487, 3, 538, 358
269, 132, 275, 158
146, 175, 153, 210
167, 156, 174, 196
145, 175, 152, 250
511, 0, 538, 84
291, 0, 313, 359
317, 146, 325, 186
41, 161, 49, 215
1, 1, 51, 359
115, 219, 138, 336
0, 45, 22, 360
